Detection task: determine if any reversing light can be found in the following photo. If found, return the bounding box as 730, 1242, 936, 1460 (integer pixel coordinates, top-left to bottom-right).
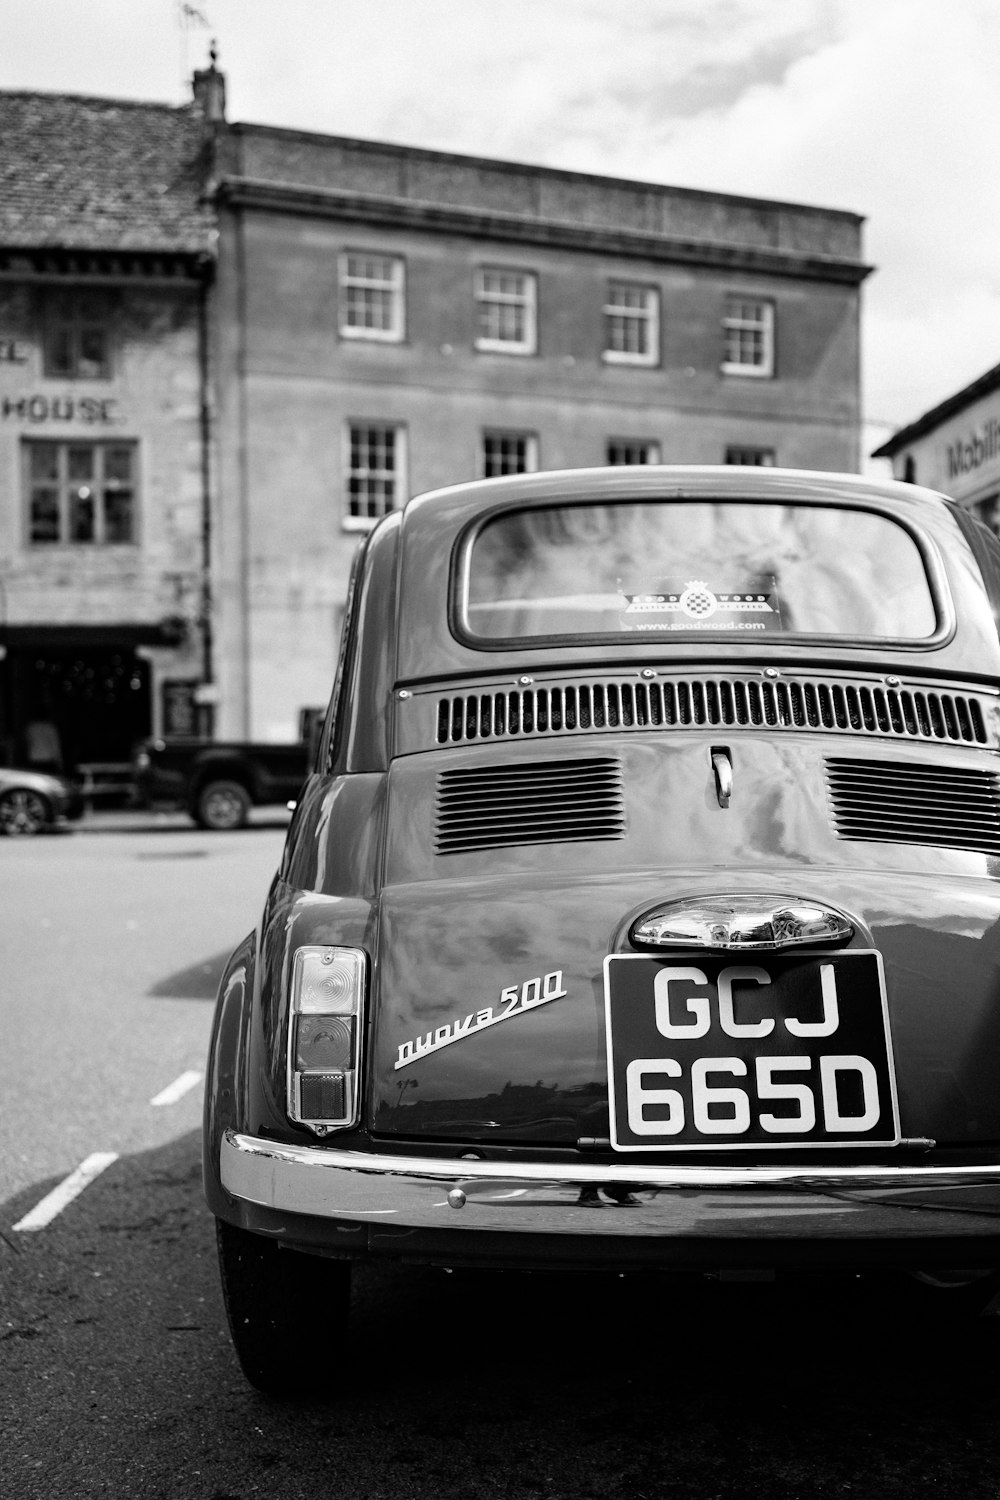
287, 946, 366, 1134
630, 894, 853, 951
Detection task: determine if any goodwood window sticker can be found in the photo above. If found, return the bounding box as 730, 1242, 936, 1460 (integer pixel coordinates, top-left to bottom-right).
621, 577, 781, 632
395, 969, 568, 1070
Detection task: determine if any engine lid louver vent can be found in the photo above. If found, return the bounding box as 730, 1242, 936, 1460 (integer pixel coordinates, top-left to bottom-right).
436, 757, 626, 854
826, 757, 1000, 855
434, 677, 990, 750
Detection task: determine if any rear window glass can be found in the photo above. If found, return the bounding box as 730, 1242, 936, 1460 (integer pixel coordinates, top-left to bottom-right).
464, 500, 937, 640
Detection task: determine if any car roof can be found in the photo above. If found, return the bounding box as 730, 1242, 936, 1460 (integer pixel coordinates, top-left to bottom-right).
387, 466, 1000, 683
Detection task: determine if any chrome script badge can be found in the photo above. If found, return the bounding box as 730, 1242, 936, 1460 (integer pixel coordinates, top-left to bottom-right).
395, 969, 568, 1070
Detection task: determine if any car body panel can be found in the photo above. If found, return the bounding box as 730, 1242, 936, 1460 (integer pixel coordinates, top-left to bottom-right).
204, 467, 1000, 1274
0, 766, 82, 831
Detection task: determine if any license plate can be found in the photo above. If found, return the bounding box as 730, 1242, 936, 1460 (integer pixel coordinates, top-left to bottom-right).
604, 951, 899, 1151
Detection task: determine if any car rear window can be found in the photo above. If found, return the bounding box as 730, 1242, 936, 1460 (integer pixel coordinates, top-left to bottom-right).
463, 500, 937, 640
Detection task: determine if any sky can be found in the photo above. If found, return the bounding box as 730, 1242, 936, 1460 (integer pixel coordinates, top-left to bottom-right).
4, 0, 999, 470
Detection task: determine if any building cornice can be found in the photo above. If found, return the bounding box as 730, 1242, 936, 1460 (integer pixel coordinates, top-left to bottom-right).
228, 122, 866, 226
214, 177, 873, 286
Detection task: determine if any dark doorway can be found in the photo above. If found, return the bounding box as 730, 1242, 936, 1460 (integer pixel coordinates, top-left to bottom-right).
1, 645, 151, 773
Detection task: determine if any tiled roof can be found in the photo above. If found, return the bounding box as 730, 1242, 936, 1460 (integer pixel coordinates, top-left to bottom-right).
0, 91, 213, 254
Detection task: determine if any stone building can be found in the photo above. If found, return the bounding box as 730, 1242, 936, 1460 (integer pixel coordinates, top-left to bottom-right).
0, 86, 215, 779
0, 64, 872, 758
210, 117, 871, 738
872, 360, 1000, 533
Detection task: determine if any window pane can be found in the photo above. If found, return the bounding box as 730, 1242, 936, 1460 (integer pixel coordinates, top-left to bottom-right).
723, 297, 773, 372
26, 440, 137, 547
103, 489, 133, 542
608, 441, 659, 466
104, 446, 133, 483
70, 491, 95, 542
30, 490, 60, 543
30, 443, 59, 481
68, 445, 94, 481
341, 254, 402, 337
476, 269, 533, 348
466, 501, 936, 640
484, 432, 532, 478
726, 447, 776, 467
78, 327, 108, 378
347, 424, 398, 521
46, 327, 74, 376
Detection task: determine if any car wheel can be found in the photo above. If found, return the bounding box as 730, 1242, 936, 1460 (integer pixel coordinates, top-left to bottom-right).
216, 1219, 351, 1396
0, 788, 50, 836
194, 779, 250, 831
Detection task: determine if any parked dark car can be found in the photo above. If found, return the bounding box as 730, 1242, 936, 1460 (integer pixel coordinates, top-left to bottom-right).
205, 465, 1000, 1394
0, 765, 83, 836
133, 709, 323, 830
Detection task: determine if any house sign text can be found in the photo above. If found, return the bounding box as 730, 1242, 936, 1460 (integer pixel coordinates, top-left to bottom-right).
1, 395, 117, 424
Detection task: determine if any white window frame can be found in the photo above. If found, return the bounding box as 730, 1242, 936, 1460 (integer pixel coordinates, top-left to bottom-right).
474, 268, 537, 355
725, 446, 776, 467
722, 296, 775, 377
343, 421, 407, 532
24, 438, 139, 545
481, 429, 539, 478
338, 252, 405, 343
607, 439, 661, 466
602, 282, 660, 367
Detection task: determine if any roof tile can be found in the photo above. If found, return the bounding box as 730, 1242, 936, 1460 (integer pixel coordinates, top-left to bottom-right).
0, 91, 213, 253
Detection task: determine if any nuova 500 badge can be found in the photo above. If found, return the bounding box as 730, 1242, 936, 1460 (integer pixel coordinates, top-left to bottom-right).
395, 969, 568, 1070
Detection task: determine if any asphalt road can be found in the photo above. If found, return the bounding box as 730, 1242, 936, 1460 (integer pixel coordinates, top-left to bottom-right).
3, 816, 1000, 1500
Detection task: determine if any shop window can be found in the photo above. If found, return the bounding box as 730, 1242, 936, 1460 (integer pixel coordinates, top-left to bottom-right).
24, 440, 136, 544
722, 296, 775, 377
725, 445, 776, 466
43, 291, 112, 379
607, 439, 661, 466
475, 269, 537, 354
339, 252, 405, 341
345, 422, 406, 529
603, 282, 659, 366
482, 429, 539, 477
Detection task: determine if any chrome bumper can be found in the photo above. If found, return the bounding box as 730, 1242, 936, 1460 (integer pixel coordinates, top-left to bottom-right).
221, 1131, 1000, 1241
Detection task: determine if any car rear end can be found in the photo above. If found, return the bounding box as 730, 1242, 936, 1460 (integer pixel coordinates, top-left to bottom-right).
206, 468, 1000, 1389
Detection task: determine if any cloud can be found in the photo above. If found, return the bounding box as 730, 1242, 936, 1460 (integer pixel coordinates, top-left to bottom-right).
603, 0, 1000, 425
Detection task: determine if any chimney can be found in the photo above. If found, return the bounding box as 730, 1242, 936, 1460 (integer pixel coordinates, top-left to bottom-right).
192, 41, 226, 126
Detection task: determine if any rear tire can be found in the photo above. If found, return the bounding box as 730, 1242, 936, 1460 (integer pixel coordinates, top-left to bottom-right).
193, 779, 250, 831
216, 1219, 352, 1396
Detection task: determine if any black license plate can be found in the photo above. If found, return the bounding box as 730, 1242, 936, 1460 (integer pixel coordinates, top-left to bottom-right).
604, 951, 899, 1151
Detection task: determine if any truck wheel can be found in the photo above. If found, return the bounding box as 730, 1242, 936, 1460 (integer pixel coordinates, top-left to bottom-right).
216, 1219, 351, 1396
194, 779, 250, 831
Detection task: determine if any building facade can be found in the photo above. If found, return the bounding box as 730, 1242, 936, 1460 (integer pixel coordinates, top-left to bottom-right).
211, 120, 871, 738
0, 89, 215, 777
872, 361, 1000, 533
0, 68, 872, 761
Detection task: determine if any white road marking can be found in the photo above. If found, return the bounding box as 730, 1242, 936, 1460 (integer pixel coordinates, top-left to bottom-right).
150, 1069, 204, 1107
13, 1152, 119, 1233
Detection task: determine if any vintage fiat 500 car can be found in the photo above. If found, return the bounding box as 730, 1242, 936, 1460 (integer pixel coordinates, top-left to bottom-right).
205, 465, 1000, 1392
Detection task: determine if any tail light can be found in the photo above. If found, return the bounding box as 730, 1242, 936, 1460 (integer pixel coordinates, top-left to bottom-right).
287, 946, 366, 1135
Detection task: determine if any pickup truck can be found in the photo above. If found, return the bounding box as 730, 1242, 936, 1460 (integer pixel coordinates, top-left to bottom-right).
133, 709, 324, 830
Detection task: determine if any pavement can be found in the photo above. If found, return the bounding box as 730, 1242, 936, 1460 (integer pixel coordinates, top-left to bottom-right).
63, 804, 292, 835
